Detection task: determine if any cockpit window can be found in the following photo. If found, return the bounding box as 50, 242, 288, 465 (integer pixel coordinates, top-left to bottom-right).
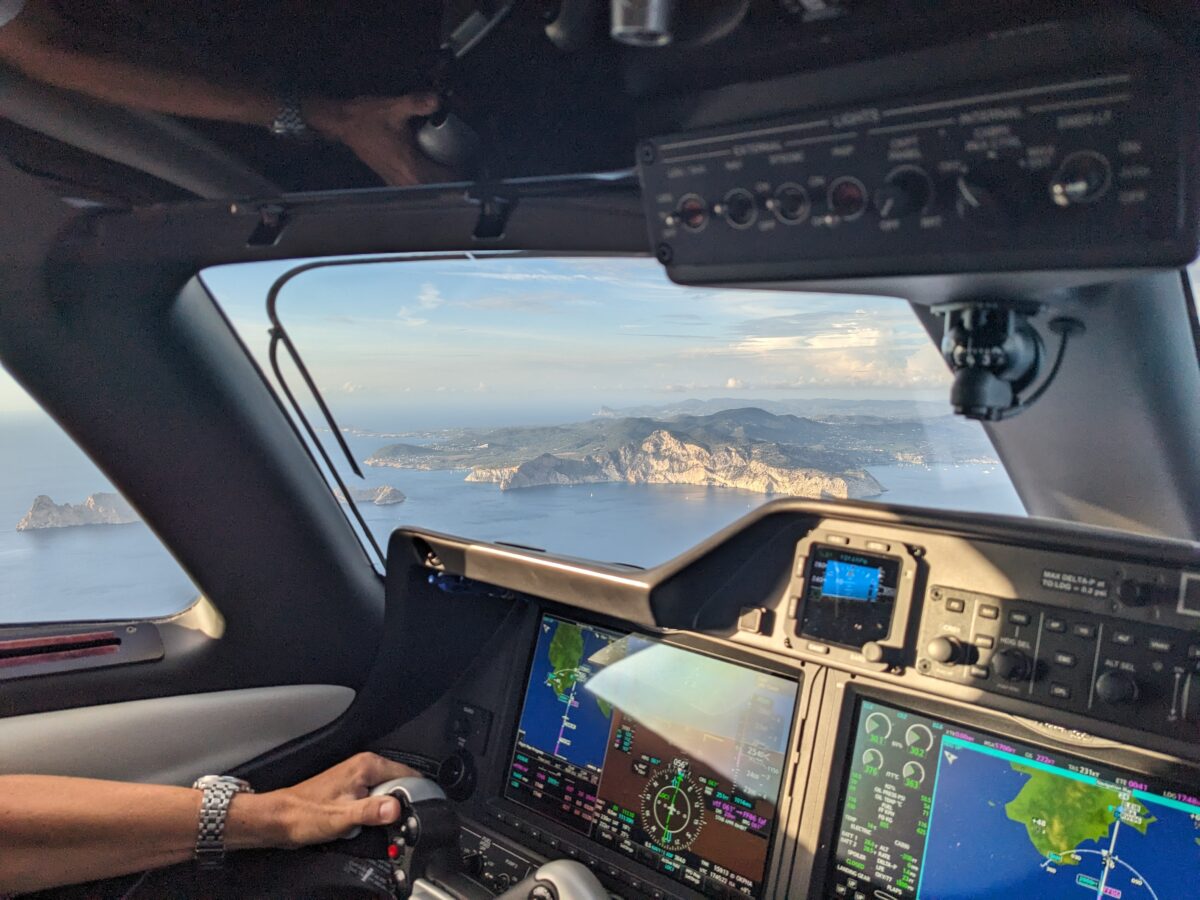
203, 255, 1024, 569
0, 371, 199, 623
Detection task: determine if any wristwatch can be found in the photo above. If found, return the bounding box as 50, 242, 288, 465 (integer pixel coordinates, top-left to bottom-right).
192, 774, 255, 869
270, 95, 311, 139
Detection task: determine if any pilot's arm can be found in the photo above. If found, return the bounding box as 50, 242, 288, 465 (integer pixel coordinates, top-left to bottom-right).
0, 0, 448, 185
0, 752, 416, 894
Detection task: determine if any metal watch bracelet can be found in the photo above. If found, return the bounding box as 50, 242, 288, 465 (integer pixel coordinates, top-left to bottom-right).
193, 775, 254, 869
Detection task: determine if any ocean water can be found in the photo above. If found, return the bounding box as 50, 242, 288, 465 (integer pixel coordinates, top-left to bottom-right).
0, 423, 1024, 625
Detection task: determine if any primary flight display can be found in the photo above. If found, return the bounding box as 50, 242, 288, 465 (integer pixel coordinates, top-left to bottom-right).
505, 614, 798, 898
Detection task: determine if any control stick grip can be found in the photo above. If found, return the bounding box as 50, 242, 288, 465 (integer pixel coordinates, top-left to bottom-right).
494, 859, 610, 900
369, 776, 448, 804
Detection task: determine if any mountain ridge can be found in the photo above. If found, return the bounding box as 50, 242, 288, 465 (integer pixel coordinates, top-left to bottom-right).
365, 406, 995, 497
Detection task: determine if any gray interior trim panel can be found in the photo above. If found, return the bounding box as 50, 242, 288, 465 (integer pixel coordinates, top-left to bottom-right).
0, 685, 355, 785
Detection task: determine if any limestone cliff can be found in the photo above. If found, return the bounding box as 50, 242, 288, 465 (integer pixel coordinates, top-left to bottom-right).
335, 485, 407, 506
466, 429, 883, 499
16, 493, 139, 530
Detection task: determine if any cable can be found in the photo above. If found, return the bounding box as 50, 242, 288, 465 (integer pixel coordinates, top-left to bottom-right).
997, 317, 1084, 420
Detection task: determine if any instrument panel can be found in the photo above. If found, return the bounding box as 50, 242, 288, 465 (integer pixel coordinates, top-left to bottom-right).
638, 65, 1200, 283
381, 500, 1200, 900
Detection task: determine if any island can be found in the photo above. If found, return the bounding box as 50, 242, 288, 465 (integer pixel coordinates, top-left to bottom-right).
1005, 763, 1154, 863
363, 406, 995, 499
16, 493, 139, 530
334, 485, 406, 506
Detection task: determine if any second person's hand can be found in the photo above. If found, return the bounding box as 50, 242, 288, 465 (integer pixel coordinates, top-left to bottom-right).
305, 93, 455, 187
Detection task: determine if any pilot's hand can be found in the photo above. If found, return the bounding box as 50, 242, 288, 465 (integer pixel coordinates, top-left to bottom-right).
305, 93, 455, 186
258, 752, 420, 848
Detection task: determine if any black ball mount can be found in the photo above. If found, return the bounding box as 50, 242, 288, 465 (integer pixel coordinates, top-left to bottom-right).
934, 300, 1084, 422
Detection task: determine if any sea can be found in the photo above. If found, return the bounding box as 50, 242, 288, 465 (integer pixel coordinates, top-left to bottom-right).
0, 420, 1025, 625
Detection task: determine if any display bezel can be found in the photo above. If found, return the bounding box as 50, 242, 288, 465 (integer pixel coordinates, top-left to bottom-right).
809, 682, 1200, 900
500, 606, 803, 899
798, 544, 903, 649
786, 531, 921, 672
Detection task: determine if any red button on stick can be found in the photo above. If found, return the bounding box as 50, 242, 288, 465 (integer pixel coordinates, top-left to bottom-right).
387, 844, 401, 860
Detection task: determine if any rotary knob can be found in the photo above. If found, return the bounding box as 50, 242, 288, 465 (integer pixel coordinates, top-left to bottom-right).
926, 636, 966, 665
1117, 578, 1152, 607
875, 166, 933, 218
955, 162, 1029, 229
1095, 670, 1139, 705
991, 648, 1031, 682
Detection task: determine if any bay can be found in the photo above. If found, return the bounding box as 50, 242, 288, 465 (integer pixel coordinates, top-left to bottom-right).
0, 424, 1024, 624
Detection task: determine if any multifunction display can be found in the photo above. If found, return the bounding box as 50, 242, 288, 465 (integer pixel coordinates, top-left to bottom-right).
506, 615, 798, 898
799, 545, 901, 649
827, 698, 1200, 899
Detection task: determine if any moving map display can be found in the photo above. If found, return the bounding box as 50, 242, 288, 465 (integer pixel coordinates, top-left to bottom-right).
506, 614, 798, 898
828, 698, 1200, 899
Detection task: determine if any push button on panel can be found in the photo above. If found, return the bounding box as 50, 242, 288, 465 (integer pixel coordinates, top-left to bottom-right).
1072, 623, 1097, 639
1053, 651, 1077, 668
945, 597, 966, 613
1045, 617, 1066, 633
979, 605, 1000, 620
1009, 611, 1032, 626
1111, 631, 1136, 646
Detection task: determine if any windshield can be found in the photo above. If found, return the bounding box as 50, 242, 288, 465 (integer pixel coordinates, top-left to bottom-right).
204, 255, 1023, 568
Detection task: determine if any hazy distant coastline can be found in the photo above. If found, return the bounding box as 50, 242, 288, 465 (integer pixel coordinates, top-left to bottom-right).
364, 403, 997, 500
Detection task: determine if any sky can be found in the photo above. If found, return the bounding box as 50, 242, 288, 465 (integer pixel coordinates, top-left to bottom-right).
191, 254, 952, 430
5, 256, 1200, 423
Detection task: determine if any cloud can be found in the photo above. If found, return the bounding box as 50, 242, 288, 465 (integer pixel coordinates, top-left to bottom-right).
731, 327, 886, 354
417, 283, 443, 310
396, 309, 428, 326
725, 377, 745, 389
340, 381, 365, 394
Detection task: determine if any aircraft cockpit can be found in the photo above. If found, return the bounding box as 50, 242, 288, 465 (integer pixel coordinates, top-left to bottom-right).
0, 2, 1198, 899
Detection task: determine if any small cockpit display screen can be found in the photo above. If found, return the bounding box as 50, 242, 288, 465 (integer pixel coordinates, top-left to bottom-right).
826, 698, 1200, 899
505, 614, 798, 898
798, 545, 902, 648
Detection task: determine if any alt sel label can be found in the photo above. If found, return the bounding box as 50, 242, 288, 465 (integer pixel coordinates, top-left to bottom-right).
1041, 568, 1110, 599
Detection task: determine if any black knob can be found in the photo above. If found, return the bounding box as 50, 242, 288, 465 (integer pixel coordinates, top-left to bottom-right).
992, 648, 1031, 682
721, 188, 758, 229
1095, 670, 1139, 705
926, 636, 964, 664
955, 162, 1029, 230
875, 166, 933, 219
437, 751, 476, 802
1118, 578, 1151, 607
